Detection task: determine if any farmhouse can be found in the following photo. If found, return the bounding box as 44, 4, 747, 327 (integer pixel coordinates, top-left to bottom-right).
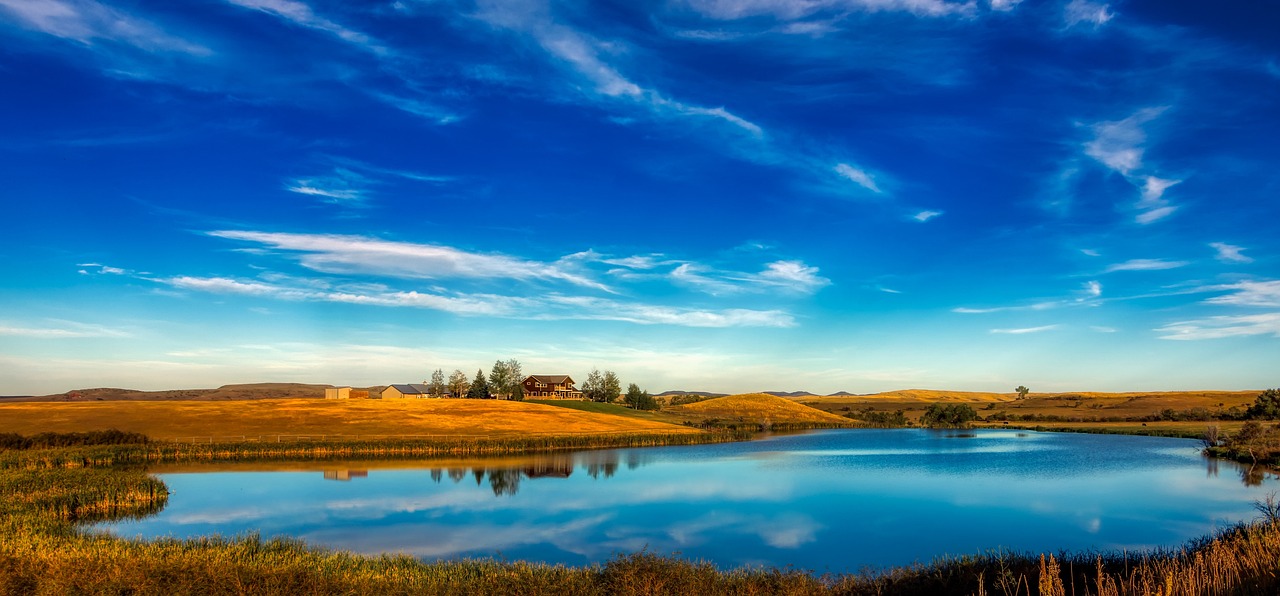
381, 384, 433, 399
522, 375, 584, 399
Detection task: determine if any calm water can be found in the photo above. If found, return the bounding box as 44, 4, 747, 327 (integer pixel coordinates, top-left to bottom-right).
99, 430, 1277, 571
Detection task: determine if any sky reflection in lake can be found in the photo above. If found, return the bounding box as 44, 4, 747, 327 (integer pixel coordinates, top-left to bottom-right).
100, 430, 1278, 571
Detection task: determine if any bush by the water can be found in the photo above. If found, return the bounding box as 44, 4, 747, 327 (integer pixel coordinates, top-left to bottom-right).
920, 404, 978, 428
0, 429, 149, 451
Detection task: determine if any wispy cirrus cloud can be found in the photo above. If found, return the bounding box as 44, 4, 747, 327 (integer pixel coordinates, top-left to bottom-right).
0, 320, 131, 338
833, 163, 881, 193
1156, 313, 1280, 341
0, 0, 211, 55
1201, 280, 1280, 308
76, 263, 127, 275
1080, 108, 1186, 225
206, 230, 612, 291
912, 209, 943, 222
473, 0, 760, 136
1104, 258, 1189, 273
990, 324, 1060, 335
161, 275, 795, 328
223, 0, 384, 54
677, 0, 978, 21
1063, 0, 1113, 28
671, 260, 831, 295
1209, 242, 1253, 264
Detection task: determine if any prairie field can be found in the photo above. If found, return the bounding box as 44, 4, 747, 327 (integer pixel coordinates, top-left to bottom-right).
800, 389, 1259, 422
664, 393, 853, 426
0, 399, 698, 441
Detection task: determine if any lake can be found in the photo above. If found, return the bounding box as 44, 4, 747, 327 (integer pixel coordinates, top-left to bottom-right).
99, 429, 1277, 572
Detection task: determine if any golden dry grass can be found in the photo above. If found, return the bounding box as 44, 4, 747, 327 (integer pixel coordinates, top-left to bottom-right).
800, 389, 1258, 420
665, 393, 852, 425
0, 399, 698, 440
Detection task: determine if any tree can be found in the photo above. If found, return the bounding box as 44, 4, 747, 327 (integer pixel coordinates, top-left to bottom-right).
428, 369, 446, 398
488, 358, 523, 400
1246, 389, 1280, 420
1015, 385, 1030, 400
921, 403, 978, 428
447, 369, 470, 398
581, 369, 603, 402
467, 369, 490, 399
511, 382, 524, 402
624, 383, 659, 411
601, 371, 621, 404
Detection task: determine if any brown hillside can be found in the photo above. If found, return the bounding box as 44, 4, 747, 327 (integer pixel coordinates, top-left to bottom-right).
666, 393, 851, 426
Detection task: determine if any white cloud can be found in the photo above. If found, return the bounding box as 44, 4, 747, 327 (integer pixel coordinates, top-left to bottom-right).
744, 260, 832, 293
371, 92, 461, 125
1140, 176, 1180, 205
1134, 205, 1177, 225
1080, 249, 1100, 257
1082, 280, 1102, 298
473, 0, 761, 137
990, 325, 1060, 334
672, 259, 831, 295
1064, 0, 1113, 27
1156, 313, 1280, 341
76, 263, 127, 275
0, 321, 131, 338
163, 274, 794, 328
988, 0, 1022, 11
0, 0, 210, 55
223, 0, 384, 54
1209, 242, 1253, 264
912, 209, 943, 222
1090, 326, 1116, 333
206, 230, 611, 291
834, 163, 882, 193
1104, 258, 1188, 273
680, 0, 977, 20
1202, 280, 1280, 307
1084, 108, 1162, 176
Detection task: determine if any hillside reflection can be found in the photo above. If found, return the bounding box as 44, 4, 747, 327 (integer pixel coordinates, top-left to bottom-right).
322, 450, 642, 496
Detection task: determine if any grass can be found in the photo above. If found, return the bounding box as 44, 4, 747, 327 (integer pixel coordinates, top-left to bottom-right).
801, 390, 1261, 437
527, 399, 673, 422
0, 399, 700, 441
664, 393, 854, 428
4, 440, 1280, 595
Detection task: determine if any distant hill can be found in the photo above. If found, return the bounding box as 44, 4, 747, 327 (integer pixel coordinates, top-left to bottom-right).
653, 390, 728, 398
762, 390, 819, 398
17, 383, 332, 402
665, 393, 852, 426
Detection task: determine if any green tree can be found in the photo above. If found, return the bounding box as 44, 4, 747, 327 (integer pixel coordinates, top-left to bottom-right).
447, 369, 469, 398
601, 371, 621, 403
428, 369, 446, 397
921, 403, 978, 428
1246, 389, 1280, 420
487, 359, 522, 400
467, 369, 489, 399
1015, 386, 1030, 400
582, 369, 603, 402
511, 382, 524, 402
624, 383, 659, 410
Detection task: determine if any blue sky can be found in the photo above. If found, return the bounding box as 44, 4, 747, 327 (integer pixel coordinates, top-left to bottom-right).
1, 0, 1277, 395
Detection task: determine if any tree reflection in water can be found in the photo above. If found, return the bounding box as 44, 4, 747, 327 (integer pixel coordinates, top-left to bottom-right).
411, 449, 649, 497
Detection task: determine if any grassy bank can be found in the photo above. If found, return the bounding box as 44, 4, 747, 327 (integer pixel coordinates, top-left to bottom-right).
4, 432, 1280, 595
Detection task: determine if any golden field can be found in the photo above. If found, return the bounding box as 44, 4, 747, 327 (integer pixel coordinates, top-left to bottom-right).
0, 399, 699, 440
664, 393, 852, 426
798, 389, 1259, 420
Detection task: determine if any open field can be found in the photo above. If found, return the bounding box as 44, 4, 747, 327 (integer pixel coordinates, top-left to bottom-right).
799, 389, 1260, 420
0, 399, 698, 440
664, 393, 853, 427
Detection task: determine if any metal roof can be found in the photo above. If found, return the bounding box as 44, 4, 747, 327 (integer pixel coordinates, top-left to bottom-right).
389, 383, 431, 394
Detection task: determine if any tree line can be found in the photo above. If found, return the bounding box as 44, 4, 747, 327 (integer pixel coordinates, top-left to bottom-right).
421, 360, 659, 409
